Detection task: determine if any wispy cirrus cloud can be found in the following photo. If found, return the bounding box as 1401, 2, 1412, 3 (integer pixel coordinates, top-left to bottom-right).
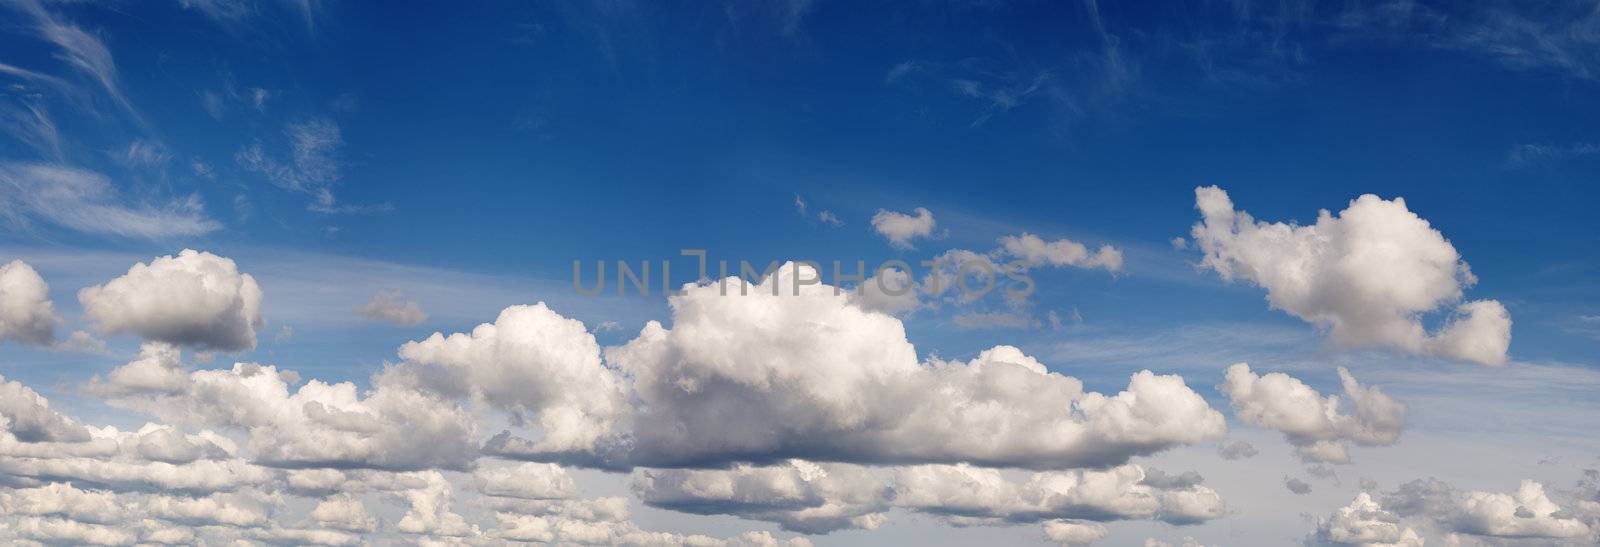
236, 118, 391, 214
0, 162, 219, 238
5, 0, 141, 124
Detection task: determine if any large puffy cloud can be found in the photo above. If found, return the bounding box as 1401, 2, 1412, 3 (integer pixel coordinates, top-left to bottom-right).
79, 249, 263, 351
394, 264, 1223, 471
492, 263, 1221, 469
0, 259, 57, 346
1308, 492, 1425, 547
1219, 363, 1405, 463
1190, 186, 1511, 365
393, 303, 631, 465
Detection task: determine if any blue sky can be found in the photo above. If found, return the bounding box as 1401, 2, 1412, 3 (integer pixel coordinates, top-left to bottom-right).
3, 1, 1600, 546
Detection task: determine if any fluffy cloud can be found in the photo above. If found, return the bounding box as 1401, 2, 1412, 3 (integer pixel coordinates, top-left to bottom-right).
0, 259, 56, 346
393, 303, 631, 465
79, 249, 263, 351
606, 264, 1223, 469
3, 366, 818, 545
1190, 186, 1511, 365
0, 374, 89, 443
891, 463, 1225, 526
0, 482, 127, 524
100, 357, 478, 471
395, 264, 1224, 471
1000, 233, 1123, 273
85, 342, 187, 397
309, 494, 377, 532
1216, 441, 1258, 460
1219, 363, 1405, 463
475, 462, 578, 501
871, 207, 936, 249
1309, 492, 1425, 547
1044, 521, 1108, 545
1382, 478, 1592, 541
359, 289, 427, 326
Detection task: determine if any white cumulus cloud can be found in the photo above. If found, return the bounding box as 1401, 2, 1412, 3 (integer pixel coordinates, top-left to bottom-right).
1190, 186, 1511, 365
1219, 363, 1406, 464
871, 207, 936, 249
358, 289, 427, 326
79, 250, 263, 352
0, 259, 57, 346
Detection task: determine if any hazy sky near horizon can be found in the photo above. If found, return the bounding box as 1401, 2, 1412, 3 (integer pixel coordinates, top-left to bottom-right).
2, 1, 1599, 545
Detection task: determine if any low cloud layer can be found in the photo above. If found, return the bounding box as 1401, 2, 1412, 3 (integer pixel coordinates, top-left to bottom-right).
1307, 478, 1599, 545
0, 251, 1239, 545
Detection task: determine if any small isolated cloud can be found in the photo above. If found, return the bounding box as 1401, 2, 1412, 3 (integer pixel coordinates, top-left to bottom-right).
55, 330, 109, 355
1285, 476, 1313, 495
237, 118, 387, 214
0, 259, 58, 346
1000, 232, 1123, 273
1219, 364, 1405, 464
953, 310, 1037, 329
0, 162, 220, 238
359, 290, 427, 327
1191, 186, 1511, 365
792, 193, 807, 216
78, 249, 263, 352
817, 210, 843, 226
1507, 141, 1600, 165
119, 139, 171, 169
1217, 440, 1258, 460
871, 207, 936, 249
1043, 521, 1107, 545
